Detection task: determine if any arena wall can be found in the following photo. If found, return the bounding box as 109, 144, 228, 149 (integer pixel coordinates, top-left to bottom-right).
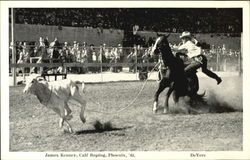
12, 24, 124, 46
137, 31, 241, 50
12, 24, 240, 50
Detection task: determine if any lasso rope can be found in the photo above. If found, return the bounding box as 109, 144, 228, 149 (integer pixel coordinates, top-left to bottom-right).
71, 62, 160, 115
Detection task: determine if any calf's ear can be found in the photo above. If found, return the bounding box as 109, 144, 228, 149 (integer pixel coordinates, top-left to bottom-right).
35, 76, 44, 82
31, 79, 38, 83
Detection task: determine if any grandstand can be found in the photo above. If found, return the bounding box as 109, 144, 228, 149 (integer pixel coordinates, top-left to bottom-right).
13, 8, 242, 33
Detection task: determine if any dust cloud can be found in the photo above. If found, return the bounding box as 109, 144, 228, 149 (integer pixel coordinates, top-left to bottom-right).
204, 76, 243, 112
171, 76, 243, 114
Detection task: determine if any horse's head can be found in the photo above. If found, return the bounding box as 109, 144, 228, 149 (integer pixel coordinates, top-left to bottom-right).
151, 33, 171, 56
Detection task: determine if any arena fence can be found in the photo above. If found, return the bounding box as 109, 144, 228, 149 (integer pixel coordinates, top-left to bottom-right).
9, 45, 242, 85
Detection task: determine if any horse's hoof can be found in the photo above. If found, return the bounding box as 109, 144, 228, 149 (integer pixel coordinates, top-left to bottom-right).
153, 109, 157, 114
153, 102, 158, 114
163, 109, 169, 114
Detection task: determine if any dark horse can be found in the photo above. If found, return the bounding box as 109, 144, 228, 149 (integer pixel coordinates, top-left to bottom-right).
152, 34, 205, 114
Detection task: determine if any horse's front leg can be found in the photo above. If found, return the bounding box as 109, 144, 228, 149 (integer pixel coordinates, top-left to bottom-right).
153, 78, 168, 113
163, 85, 174, 114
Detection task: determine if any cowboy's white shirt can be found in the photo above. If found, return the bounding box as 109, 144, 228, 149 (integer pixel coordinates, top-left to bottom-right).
178, 40, 201, 58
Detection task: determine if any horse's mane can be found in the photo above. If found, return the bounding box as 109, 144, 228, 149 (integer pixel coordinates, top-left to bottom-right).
158, 36, 181, 69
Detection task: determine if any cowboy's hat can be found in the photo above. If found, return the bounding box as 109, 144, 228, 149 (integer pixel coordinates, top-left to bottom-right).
180, 31, 192, 39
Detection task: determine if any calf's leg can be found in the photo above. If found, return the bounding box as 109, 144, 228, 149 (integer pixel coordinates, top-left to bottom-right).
64, 120, 73, 133
51, 105, 66, 129
64, 103, 73, 121
71, 92, 87, 123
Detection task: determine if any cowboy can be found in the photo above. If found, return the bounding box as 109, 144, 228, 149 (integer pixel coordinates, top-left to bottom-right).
176, 31, 222, 85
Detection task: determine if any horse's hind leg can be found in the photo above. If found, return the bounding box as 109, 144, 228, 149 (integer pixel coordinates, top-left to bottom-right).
153, 78, 169, 113
163, 85, 174, 114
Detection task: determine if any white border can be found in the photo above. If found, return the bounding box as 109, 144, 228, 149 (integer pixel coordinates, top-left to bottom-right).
1, 1, 250, 160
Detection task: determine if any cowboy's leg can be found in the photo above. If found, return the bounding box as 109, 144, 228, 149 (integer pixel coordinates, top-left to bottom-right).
184, 59, 202, 74
201, 57, 222, 84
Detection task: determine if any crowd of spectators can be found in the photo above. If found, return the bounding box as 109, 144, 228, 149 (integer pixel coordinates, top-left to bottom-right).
10, 36, 157, 74
10, 36, 241, 75
13, 8, 242, 34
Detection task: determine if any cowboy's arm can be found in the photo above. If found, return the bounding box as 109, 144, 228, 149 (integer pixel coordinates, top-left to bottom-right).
172, 44, 187, 56
192, 37, 202, 47
177, 43, 187, 51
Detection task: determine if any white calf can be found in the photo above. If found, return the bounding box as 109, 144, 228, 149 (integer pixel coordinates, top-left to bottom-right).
23, 77, 86, 133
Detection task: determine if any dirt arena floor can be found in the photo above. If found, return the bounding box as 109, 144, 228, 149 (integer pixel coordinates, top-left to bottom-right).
9, 76, 242, 151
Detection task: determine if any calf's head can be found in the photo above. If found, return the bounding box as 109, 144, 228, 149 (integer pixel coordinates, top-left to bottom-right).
23, 77, 43, 94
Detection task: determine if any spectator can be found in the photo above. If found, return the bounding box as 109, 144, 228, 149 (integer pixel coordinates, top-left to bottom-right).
44, 36, 49, 48
70, 41, 78, 61
62, 42, 71, 61
87, 44, 94, 63
104, 44, 111, 63
31, 37, 47, 73
87, 44, 95, 72
116, 43, 123, 71
127, 45, 137, 73
17, 42, 30, 74
16, 41, 23, 62
70, 41, 79, 73
76, 42, 82, 63
50, 37, 60, 60
57, 49, 66, 73
81, 42, 88, 63
109, 46, 120, 72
